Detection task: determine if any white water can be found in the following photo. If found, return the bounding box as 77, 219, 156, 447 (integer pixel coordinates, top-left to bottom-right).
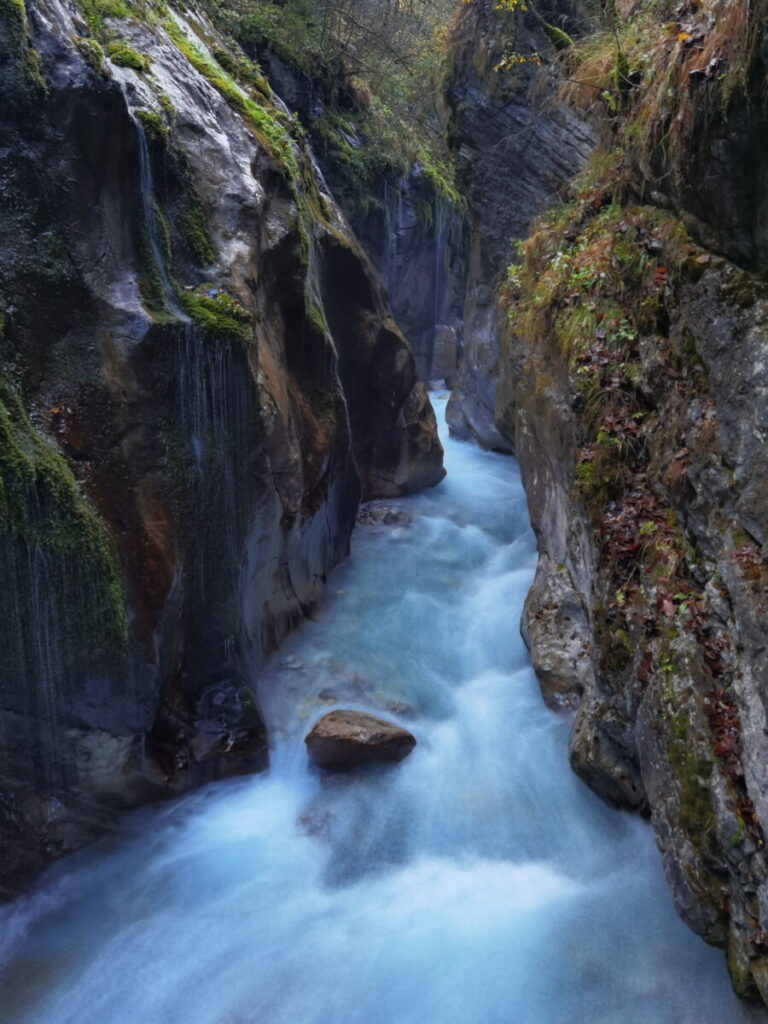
1, 396, 764, 1024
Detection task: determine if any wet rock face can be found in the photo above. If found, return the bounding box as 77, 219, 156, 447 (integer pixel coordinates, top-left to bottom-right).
480, 0, 768, 999
442, 0, 594, 450
500, 135, 768, 1004
320, 240, 445, 498
344, 171, 466, 384
305, 710, 416, 769
0, 0, 441, 896
512, 249, 768, 998
521, 558, 591, 711
251, 50, 466, 385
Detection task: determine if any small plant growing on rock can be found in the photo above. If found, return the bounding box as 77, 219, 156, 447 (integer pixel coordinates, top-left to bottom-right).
106, 42, 151, 72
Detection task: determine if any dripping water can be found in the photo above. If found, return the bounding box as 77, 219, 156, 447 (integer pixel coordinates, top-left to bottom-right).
130, 111, 186, 321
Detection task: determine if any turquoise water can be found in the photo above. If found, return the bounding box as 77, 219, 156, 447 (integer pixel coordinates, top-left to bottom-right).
0, 395, 762, 1024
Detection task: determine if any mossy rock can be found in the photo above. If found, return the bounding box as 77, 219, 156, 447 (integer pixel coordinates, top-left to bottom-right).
179, 206, 216, 267
180, 285, 252, 342
0, 370, 127, 659
77, 0, 129, 39
1, 0, 46, 94
135, 108, 169, 140
164, 20, 297, 180
74, 35, 107, 74
106, 42, 151, 72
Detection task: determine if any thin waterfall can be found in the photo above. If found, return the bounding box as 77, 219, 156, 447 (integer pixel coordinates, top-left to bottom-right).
0, 527, 106, 791
0, 534, 63, 788
130, 111, 187, 321
174, 324, 252, 610
26, 542, 64, 789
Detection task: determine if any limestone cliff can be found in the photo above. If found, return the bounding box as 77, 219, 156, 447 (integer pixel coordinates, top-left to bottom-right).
442, 0, 594, 449
0, 0, 443, 897
239, 43, 467, 385
495, 0, 768, 1003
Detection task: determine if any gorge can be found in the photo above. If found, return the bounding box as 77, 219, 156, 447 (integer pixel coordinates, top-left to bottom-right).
1, 397, 761, 1023
3, 0, 768, 1016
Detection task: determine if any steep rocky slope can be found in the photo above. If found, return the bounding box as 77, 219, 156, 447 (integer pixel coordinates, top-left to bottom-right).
495, 0, 768, 1003
0, 0, 443, 897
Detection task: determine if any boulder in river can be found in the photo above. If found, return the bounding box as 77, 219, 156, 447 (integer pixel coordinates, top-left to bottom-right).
305, 711, 416, 769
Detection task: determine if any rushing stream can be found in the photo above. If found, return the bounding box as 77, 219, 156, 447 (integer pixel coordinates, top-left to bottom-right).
1, 395, 764, 1024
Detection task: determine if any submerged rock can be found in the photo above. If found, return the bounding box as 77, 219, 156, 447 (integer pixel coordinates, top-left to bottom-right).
304, 710, 416, 769
356, 503, 412, 527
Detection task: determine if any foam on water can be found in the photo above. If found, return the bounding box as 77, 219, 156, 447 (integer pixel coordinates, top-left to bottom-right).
1, 395, 764, 1024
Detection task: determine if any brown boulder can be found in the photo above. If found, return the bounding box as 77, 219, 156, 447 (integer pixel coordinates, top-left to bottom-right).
304, 710, 416, 769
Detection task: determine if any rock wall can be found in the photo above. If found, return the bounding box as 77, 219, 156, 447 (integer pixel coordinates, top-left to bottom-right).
346, 170, 465, 385
441, 0, 594, 450
0, 0, 443, 897
495, 0, 768, 1003
250, 47, 466, 385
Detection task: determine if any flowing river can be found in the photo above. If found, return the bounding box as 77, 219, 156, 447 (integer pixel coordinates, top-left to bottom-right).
0, 395, 763, 1024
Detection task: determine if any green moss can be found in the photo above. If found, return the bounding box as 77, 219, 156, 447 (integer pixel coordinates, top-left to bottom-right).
157, 91, 176, 119
136, 199, 174, 317
1, 0, 27, 45
138, 270, 165, 318
179, 285, 252, 342
107, 42, 151, 71
306, 297, 328, 337
77, 0, 130, 38
164, 20, 297, 180
74, 34, 107, 73
179, 205, 216, 267
24, 45, 46, 89
574, 449, 627, 516
543, 22, 573, 52
135, 108, 168, 140
1, 0, 46, 92
720, 270, 764, 309
0, 371, 127, 654
419, 157, 462, 209
210, 45, 270, 97
98, 0, 130, 16
667, 714, 716, 841
155, 201, 172, 262
597, 623, 634, 672
729, 816, 747, 847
